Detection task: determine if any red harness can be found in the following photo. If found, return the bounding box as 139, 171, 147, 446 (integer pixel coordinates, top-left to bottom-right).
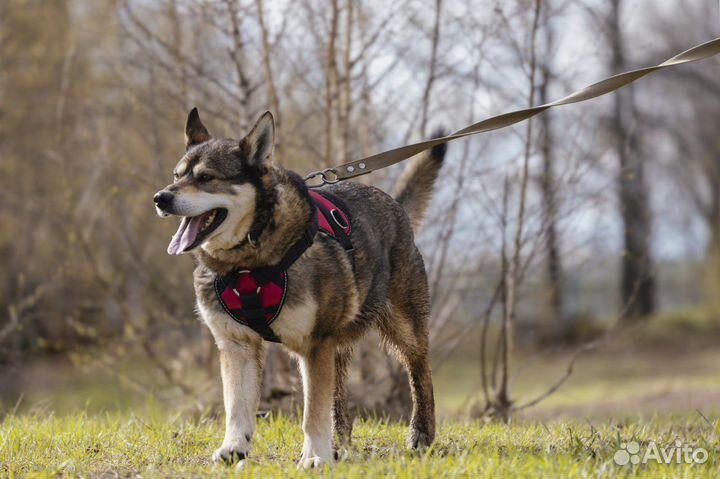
214, 190, 352, 342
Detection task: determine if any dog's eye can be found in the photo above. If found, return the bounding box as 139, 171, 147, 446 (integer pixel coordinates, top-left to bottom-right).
196, 173, 214, 183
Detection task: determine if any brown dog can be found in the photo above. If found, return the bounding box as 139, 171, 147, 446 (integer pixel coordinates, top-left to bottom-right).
154, 109, 445, 468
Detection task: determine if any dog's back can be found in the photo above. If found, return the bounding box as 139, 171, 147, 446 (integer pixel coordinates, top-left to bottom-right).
317, 141, 448, 336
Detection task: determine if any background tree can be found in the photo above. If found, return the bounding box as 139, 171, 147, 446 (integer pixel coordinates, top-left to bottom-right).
605, 0, 656, 319
537, 4, 564, 331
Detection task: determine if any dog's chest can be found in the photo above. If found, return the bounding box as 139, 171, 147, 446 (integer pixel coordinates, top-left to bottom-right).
195, 276, 318, 354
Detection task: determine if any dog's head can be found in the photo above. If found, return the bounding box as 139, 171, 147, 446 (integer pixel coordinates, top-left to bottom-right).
155, 108, 275, 256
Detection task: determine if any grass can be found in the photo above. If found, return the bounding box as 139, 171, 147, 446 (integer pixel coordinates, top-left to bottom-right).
5, 308, 720, 477
1, 410, 719, 477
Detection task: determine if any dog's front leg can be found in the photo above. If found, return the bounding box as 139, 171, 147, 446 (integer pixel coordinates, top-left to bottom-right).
298, 339, 336, 469
212, 339, 265, 465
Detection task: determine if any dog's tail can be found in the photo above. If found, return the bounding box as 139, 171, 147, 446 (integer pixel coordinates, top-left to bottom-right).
393, 130, 447, 233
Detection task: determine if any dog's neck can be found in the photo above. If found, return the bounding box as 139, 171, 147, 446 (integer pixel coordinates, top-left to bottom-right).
194, 169, 314, 276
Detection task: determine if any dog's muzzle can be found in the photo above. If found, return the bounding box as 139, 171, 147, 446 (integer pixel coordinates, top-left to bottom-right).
154, 190, 174, 216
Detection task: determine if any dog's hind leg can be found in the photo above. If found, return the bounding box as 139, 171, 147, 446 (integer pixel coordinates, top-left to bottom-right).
378, 298, 436, 450
333, 347, 354, 452
403, 348, 435, 449
298, 339, 336, 469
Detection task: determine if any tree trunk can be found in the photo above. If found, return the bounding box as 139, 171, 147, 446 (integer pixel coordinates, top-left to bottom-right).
490, 0, 542, 422
608, 0, 655, 320
418, 0, 443, 138
324, 0, 340, 164
538, 30, 563, 329
338, 0, 354, 164
703, 204, 720, 313
254, 0, 282, 157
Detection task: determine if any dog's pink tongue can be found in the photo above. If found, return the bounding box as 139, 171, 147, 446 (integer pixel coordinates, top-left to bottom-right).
167, 216, 202, 255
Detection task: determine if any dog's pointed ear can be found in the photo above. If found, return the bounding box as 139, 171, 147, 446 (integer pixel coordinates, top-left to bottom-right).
241, 111, 275, 168
185, 107, 211, 149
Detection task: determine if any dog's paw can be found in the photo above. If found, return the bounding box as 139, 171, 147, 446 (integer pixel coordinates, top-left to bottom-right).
407, 429, 433, 450
297, 455, 331, 470
334, 447, 349, 461
212, 442, 249, 465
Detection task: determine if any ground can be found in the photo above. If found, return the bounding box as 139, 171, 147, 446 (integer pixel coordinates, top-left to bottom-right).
2, 309, 720, 477
2, 411, 719, 478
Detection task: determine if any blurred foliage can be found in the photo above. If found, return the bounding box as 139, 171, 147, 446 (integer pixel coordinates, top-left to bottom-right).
0, 0, 404, 414
3, 0, 720, 422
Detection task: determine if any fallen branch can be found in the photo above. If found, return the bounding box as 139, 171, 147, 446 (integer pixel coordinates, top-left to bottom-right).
512, 278, 644, 412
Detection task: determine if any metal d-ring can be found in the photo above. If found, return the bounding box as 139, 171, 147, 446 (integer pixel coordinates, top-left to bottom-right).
329, 209, 348, 230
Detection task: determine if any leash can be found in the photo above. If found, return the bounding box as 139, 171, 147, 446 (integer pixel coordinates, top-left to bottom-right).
305, 37, 720, 187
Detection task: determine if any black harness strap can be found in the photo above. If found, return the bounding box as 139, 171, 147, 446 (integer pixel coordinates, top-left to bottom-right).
233, 292, 281, 343
252, 213, 318, 286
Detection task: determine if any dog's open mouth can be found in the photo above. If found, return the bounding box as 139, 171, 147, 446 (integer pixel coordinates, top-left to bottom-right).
167, 208, 228, 255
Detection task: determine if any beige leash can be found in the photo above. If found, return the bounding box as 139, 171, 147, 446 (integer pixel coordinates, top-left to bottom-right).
305, 37, 720, 186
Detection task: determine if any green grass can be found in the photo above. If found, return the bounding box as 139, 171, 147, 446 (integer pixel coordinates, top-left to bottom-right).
1, 410, 719, 478
5, 308, 720, 477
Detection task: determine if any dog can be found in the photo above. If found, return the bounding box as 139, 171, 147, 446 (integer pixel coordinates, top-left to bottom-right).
154, 108, 446, 468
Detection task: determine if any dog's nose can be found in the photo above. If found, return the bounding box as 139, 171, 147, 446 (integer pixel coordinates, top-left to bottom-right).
154, 191, 174, 209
